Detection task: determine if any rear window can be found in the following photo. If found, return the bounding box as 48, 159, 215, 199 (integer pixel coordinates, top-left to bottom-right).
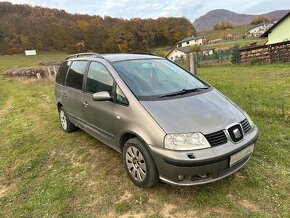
56, 61, 70, 85
66, 61, 87, 90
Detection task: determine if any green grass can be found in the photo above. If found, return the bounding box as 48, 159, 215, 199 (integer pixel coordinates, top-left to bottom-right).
0, 54, 289, 217
210, 38, 267, 50
198, 24, 251, 40
151, 46, 172, 57
197, 24, 267, 50
0, 52, 68, 71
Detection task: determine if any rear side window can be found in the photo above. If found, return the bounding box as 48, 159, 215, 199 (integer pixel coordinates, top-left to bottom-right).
86, 62, 113, 94
66, 61, 87, 90
56, 61, 70, 85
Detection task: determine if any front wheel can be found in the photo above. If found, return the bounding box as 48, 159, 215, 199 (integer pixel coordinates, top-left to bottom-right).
123, 138, 159, 188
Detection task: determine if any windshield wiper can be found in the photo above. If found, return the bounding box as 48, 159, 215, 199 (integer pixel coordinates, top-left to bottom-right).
158, 87, 209, 98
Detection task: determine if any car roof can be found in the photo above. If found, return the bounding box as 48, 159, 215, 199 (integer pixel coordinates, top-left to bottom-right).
67, 53, 163, 62
102, 54, 163, 62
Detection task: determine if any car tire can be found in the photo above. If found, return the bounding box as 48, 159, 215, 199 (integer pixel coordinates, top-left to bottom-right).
58, 107, 77, 133
123, 137, 159, 188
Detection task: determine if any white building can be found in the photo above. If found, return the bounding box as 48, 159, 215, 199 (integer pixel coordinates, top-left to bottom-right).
247, 22, 273, 37
176, 36, 206, 48
261, 12, 290, 44
166, 45, 214, 62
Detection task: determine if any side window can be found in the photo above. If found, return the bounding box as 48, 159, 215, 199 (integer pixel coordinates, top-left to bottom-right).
66, 61, 87, 90
116, 86, 129, 105
86, 62, 113, 94
56, 61, 70, 85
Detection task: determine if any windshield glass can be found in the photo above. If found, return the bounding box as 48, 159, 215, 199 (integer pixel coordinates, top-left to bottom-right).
112, 59, 208, 99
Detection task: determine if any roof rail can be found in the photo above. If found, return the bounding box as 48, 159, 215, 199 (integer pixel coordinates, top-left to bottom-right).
130, 52, 156, 56
65, 53, 104, 60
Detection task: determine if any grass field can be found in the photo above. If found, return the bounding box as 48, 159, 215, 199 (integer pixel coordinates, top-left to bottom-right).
198, 25, 252, 40
210, 38, 267, 51
197, 24, 267, 50
0, 53, 289, 217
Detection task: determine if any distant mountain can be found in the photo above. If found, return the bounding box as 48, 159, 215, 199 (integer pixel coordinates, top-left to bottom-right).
193, 9, 289, 31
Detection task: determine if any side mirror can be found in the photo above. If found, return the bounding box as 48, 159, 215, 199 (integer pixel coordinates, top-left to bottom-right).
92, 91, 111, 101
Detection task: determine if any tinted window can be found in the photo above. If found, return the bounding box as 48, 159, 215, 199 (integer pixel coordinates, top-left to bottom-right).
56, 61, 70, 85
86, 62, 113, 94
66, 61, 87, 90
116, 86, 129, 105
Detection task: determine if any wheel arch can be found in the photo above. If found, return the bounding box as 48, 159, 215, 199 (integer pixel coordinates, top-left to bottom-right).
57, 102, 63, 112
119, 131, 148, 152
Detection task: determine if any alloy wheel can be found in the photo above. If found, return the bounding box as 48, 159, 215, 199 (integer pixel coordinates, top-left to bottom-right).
125, 146, 147, 182
60, 110, 67, 130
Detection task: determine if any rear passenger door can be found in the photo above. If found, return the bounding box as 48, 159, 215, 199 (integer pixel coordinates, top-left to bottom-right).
63, 60, 88, 129
82, 61, 116, 146
55, 60, 71, 105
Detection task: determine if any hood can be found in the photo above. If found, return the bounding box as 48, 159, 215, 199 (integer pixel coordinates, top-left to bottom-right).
140, 89, 245, 134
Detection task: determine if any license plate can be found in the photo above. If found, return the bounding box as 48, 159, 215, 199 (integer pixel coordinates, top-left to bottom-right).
230, 144, 254, 167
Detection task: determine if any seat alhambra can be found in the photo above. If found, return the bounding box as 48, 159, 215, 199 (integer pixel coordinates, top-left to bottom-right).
54, 53, 258, 187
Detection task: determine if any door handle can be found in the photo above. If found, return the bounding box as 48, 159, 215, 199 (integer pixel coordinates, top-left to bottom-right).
83, 101, 88, 107
63, 92, 67, 98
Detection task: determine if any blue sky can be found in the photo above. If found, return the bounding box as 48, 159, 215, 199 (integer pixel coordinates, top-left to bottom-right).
2, 0, 290, 21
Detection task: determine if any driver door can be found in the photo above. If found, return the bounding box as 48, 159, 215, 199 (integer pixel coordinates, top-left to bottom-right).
82, 61, 116, 146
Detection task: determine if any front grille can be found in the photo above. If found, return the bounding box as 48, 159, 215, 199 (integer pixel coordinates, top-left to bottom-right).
228, 124, 243, 142
205, 130, 227, 146
240, 119, 251, 133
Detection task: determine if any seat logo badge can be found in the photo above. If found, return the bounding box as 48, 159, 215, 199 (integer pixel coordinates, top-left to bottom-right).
233, 128, 241, 139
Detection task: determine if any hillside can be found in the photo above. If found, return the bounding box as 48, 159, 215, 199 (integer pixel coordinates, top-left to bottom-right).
0, 2, 195, 55
198, 24, 251, 40
193, 9, 289, 31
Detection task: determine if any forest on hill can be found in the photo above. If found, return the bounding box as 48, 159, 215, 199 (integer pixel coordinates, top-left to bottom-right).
0, 2, 196, 55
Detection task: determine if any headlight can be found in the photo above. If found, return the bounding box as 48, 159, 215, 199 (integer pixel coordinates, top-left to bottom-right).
244, 112, 254, 127
164, 133, 211, 151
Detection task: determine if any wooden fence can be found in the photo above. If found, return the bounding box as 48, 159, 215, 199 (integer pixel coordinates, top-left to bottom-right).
240, 40, 290, 64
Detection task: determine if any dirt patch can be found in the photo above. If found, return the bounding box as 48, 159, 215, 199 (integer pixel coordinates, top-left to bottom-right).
0, 183, 16, 198
0, 185, 10, 197
205, 207, 232, 217
0, 97, 13, 118
160, 205, 199, 218
117, 190, 133, 203
108, 210, 155, 218
160, 203, 177, 217
234, 171, 246, 179
239, 199, 259, 212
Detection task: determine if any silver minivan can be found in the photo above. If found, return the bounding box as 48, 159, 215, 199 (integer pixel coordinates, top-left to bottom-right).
55, 53, 258, 187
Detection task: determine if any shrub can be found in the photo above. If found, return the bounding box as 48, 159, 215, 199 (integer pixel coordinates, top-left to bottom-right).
251, 16, 269, 25
213, 22, 233, 30
231, 45, 240, 64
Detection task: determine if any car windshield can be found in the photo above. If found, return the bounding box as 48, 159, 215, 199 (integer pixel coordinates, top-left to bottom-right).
112, 59, 208, 99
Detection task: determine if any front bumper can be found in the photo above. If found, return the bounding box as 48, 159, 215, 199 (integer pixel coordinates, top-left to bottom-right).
148, 125, 258, 186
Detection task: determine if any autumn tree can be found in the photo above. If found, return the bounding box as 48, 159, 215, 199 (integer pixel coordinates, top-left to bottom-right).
251, 16, 269, 25
213, 22, 233, 30
0, 2, 196, 55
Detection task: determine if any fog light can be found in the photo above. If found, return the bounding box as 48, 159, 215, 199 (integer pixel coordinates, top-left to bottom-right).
177, 175, 184, 181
